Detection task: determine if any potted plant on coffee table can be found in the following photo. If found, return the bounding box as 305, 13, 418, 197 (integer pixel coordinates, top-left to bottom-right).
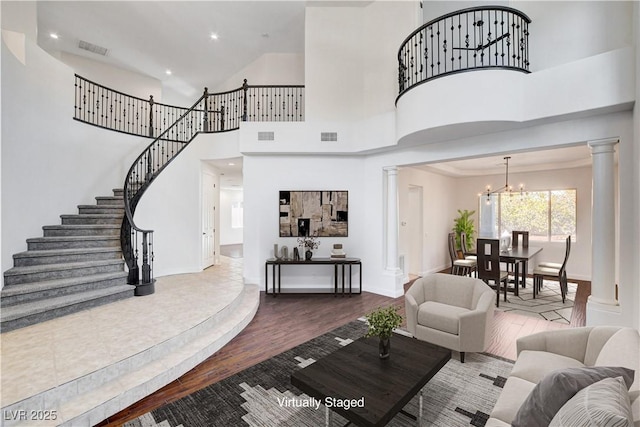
364, 305, 403, 359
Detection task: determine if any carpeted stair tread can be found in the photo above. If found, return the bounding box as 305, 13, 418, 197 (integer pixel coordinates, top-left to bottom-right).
0, 285, 135, 322
4, 259, 124, 277
1, 271, 128, 298
13, 247, 122, 259
43, 224, 120, 230
60, 214, 123, 219
27, 235, 119, 243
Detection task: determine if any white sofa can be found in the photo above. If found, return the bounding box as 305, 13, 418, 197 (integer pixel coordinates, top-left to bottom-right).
404, 273, 495, 363
487, 326, 640, 426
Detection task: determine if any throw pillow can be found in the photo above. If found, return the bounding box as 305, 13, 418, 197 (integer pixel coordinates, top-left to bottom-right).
549, 376, 633, 427
511, 366, 635, 427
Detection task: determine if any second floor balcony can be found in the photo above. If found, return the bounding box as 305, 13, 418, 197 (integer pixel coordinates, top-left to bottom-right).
397, 6, 531, 102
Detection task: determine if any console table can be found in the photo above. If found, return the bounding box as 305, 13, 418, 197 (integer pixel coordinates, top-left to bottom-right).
264, 257, 362, 297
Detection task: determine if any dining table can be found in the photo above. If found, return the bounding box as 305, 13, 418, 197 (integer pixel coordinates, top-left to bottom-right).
470, 245, 542, 296
497, 246, 543, 295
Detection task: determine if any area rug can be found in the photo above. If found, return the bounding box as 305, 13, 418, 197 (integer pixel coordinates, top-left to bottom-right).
497, 278, 577, 324
124, 321, 514, 427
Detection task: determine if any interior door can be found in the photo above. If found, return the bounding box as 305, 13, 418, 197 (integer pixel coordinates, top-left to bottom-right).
202, 172, 216, 268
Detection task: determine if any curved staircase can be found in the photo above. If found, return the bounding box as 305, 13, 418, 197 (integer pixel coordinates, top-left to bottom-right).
1, 189, 134, 332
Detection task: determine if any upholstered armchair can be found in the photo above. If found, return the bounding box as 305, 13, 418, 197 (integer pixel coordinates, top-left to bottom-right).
405, 273, 495, 362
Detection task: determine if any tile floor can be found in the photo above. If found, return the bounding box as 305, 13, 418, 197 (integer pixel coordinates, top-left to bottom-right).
0, 256, 245, 410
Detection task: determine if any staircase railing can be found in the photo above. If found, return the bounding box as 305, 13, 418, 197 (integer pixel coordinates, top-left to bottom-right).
94, 79, 305, 295
121, 89, 214, 295
75, 75, 305, 139
397, 6, 531, 102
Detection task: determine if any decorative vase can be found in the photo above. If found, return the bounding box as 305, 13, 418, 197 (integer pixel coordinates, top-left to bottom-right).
274, 244, 280, 260
305, 249, 313, 261
379, 337, 391, 359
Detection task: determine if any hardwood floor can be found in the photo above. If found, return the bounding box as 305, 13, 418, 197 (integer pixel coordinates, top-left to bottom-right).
98, 275, 589, 426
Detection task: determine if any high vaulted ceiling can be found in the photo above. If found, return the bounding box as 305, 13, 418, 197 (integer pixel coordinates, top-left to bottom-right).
37, 1, 306, 98
34, 1, 598, 178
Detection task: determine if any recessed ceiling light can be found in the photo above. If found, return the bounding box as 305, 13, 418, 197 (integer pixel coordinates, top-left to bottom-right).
228, 162, 235, 166
210, 33, 219, 40
50, 33, 59, 39
165, 69, 172, 75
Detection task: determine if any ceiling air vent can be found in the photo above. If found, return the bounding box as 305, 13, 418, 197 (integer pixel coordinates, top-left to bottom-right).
258, 131, 275, 141
321, 132, 338, 142
78, 40, 109, 56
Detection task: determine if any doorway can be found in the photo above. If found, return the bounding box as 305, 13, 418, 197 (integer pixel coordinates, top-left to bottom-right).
201, 171, 216, 269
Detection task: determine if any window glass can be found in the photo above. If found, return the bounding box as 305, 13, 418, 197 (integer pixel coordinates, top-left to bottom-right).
479, 189, 576, 242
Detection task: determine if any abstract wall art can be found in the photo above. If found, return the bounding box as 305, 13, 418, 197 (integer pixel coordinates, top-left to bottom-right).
279, 191, 348, 237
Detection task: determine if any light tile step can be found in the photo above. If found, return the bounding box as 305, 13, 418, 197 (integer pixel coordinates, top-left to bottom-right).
60, 214, 123, 225
13, 248, 122, 267
43, 225, 120, 237
58, 285, 259, 427
1, 271, 129, 307
77, 205, 124, 215
0, 284, 258, 427
0, 285, 135, 332
3, 259, 125, 286
27, 236, 120, 250
96, 196, 124, 206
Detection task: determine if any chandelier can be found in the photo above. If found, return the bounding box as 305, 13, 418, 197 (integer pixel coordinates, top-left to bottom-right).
482, 156, 525, 203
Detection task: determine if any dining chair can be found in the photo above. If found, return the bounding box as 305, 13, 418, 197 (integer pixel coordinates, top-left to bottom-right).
533, 235, 571, 302
511, 230, 530, 288
476, 238, 509, 307
448, 232, 476, 276
460, 232, 477, 261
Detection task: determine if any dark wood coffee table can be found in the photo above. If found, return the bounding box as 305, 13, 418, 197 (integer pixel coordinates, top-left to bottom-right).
291, 333, 451, 426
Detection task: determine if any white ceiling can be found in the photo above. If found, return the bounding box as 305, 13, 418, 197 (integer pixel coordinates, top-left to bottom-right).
411, 145, 595, 177
36, 1, 306, 98
35, 1, 600, 181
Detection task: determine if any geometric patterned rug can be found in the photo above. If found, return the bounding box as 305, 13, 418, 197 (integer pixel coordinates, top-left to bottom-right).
124, 320, 514, 427
496, 278, 577, 324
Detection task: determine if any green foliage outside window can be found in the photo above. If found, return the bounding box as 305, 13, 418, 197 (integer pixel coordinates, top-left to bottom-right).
483, 189, 576, 242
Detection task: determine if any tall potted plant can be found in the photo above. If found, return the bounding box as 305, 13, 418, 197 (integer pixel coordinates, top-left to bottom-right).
364, 305, 403, 359
452, 209, 476, 254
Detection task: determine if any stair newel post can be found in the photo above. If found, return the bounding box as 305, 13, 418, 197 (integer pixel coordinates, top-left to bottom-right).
202, 87, 209, 132
141, 231, 151, 284
148, 95, 154, 137
242, 79, 249, 121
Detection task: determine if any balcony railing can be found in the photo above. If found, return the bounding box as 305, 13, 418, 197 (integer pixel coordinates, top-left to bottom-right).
74, 75, 304, 138
397, 6, 531, 101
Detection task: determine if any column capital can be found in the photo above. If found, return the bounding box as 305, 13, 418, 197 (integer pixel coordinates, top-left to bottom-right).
588, 138, 619, 153
383, 166, 398, 175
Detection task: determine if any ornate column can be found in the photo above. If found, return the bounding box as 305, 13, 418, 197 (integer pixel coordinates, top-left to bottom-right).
384, 166, 400, 273
587, 138, 620, 322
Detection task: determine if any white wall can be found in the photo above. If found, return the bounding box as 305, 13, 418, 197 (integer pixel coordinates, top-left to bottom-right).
305, 1, 418, 122
60, 52, 162, 101
398, 167, 457, 275
133, 132, 240, 277
1, 32, 149, 282
214, 53, 304, 92
220, 188, 243, 245
242, 155, 369, 291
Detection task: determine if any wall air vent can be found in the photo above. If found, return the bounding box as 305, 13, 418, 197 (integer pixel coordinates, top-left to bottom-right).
258, 131, 275, 141
321, 132, 338, 142
78, 40, 109, 56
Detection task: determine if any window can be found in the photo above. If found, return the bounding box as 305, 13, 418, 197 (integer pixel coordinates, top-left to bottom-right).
479, 189, 576, 242
231, 201, 243, 229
